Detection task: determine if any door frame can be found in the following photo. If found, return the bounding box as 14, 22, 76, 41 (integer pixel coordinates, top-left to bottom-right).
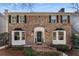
34, 27, 45, 43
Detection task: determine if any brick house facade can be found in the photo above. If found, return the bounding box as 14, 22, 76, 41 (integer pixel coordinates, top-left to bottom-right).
5, 11, 72, 49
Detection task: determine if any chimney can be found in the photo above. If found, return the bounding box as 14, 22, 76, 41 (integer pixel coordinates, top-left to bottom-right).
59, 8, 65, 12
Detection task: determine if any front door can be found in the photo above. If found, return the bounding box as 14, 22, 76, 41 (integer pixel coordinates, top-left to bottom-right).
36, 31, 42, 43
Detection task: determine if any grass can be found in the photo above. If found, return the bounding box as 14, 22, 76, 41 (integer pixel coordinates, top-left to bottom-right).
13, 46, 62, 56
24, 47, 62, 56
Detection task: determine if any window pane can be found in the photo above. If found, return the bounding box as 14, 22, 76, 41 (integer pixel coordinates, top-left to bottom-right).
58, 32, 64, 40
14, 32, 20, 40
12, 15, 17, 23
19, 16, 25, 23
62, 16, 67, 23
53, 32, 56, 40
22, 32, 25, 40
51, 16, 56, 23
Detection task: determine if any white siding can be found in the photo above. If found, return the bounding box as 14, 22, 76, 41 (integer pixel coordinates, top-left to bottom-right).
71, 14, 79, 32
0, 13, 8, 33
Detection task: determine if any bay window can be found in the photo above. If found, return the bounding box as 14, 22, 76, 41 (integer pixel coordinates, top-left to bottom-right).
53, 30, 66, 45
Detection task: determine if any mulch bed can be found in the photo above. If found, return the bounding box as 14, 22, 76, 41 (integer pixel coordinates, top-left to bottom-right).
0, 48, 24, 56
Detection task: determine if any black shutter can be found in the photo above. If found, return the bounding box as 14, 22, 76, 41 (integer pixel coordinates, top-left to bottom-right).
17, 15, 19, 23
24, 15, 27, 23
8, 15, 11, 23
49, 16, 51, 23
60, 15, 62, 23
68, 15, 70, 23
57, 15, 59, 23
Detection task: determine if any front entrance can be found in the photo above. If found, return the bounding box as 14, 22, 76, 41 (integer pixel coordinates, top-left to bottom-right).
34, 27, 45, 44
37, 31, 42, 43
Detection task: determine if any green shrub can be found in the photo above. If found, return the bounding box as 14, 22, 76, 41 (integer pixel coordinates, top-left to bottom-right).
24, 47, 33, 56
13, 46, 24, 50
53, 45, 69, 52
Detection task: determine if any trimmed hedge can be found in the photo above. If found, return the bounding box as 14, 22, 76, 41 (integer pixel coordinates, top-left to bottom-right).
13, 46, 24, 50
24, 47, 33, 56
53, 45, 69, 52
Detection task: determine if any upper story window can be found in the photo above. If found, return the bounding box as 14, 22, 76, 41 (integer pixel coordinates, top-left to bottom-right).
60, 15, 70, 23
60, 15, 67, 23
18, 15, 27, 23
19, 16, 25, 23
8, 15, 27, 24
62, 15, 67, 23
11, 15, 17, 23
49, 15, 58, 23
51, 16, 56, 23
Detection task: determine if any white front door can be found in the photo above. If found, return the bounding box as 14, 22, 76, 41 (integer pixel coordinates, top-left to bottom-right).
12, 31, 26, 45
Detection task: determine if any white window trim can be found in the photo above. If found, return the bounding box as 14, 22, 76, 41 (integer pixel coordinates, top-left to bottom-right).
12, 31, 26, 45
53, 30, 66, 45
34, 27, 45, 43
19, 15, 25, 23
62, 15, 67, 23
51, 16, 56, 23
11, 15, 17, 23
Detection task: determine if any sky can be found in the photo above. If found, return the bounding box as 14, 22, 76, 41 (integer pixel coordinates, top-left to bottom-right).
0, 3, 76, 12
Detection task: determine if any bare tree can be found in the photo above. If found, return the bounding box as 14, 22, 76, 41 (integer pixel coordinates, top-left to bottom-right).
70, 3, 79, 12
10, 3, 34, 12
0, 3, 34, 12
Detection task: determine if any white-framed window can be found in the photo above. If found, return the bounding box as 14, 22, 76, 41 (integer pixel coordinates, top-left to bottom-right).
19, 15, 25, 23
11, 15, 17, 23
14, 32, 20, 40
62, 15, 67, 23
12, 30, 26, 45
13, 31, 26, 40
51, 16, 57, 23
53, 30, 66, 44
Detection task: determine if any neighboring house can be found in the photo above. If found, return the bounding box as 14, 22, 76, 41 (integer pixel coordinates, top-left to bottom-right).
0, 13, 7, 33
5, 10, 72, 49
71, 13, 79, 32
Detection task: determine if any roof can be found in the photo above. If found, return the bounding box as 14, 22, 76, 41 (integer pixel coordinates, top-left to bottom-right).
6, 12, 74, 15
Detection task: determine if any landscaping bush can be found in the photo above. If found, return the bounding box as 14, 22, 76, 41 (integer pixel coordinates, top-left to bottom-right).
13, 46, 24, 50
0, 32, 9, 46
24, 47, 33, 56
53, 45, 69, 52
